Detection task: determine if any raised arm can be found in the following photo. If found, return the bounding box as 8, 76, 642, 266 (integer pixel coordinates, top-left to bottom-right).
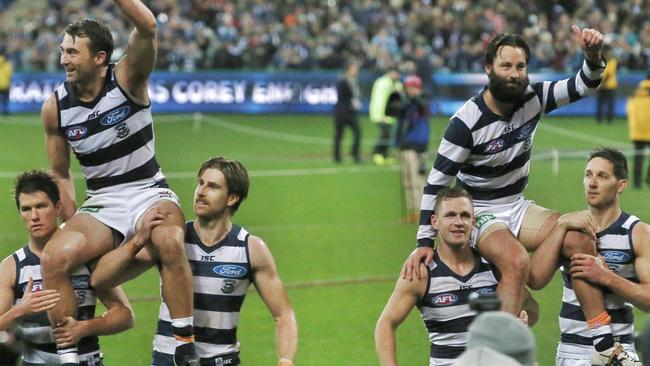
375, 263, 427, 366
571, 222, 650, 312
53, 285, 134, 348
0, 257, 60, 331
112, 0, 157, 103
42, 95, 76, 221
536, 25, 604, 115
249, 236, 297, 366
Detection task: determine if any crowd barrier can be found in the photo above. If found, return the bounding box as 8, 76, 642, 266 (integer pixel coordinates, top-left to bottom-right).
5, 70, 646, 116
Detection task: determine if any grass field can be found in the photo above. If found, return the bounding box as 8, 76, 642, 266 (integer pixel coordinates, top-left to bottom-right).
0, 112, 649, 365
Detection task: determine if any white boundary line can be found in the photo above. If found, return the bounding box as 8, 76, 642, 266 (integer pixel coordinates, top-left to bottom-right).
538, 123, 628, 148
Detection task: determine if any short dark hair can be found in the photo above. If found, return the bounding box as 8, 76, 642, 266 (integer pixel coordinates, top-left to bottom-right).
587, 147, 629, 180
13, 170, 60, 210
197, 157, 249, 214
65, 19, 114, 65
434, 187, 473, 214
484, 33, 531, 66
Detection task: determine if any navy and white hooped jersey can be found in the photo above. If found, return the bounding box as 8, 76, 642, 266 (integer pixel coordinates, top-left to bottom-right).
558, 213, 640, 356
54, 64, 165, 195
417, 250, 499, 365
11, 245, 100, 364
417, 60, 604, 246
153, 222, 252, 361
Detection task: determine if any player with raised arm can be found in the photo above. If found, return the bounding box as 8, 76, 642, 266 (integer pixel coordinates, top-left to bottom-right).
39, 1, 196, 364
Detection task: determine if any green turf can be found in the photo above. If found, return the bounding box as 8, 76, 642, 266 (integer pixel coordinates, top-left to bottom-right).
0, 113, 648, 365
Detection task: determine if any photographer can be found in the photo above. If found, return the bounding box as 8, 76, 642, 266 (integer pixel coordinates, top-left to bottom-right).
375, 187, 537, 366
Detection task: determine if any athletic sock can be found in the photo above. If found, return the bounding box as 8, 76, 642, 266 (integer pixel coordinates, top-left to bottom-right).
57, 346, 79, 365
172, 317, 196, 365
588, 311, 615, 352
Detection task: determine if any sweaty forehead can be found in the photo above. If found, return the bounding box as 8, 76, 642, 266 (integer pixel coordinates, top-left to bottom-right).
61, 33, 91, 49
495, 45, 527, 64
586, 157, 614, 174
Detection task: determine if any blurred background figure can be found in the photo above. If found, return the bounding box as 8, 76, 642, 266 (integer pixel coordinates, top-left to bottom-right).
333, 61, 361, 164
369, 66, 402, 166
0, 49, 12, 115
597, 45, 617, 124
453, 311, 537, 366
627, 73, 650, 188
395, 75, 430, 223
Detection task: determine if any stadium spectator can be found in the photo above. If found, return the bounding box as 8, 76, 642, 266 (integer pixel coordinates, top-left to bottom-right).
557, 148, 644, 365
2, 1, 650, 72
0, 170, 134, 365
375, 187, 537, 365
597, 45, 618, 123
0, 49, 12, 115
453, 311, 537, 366
333, 61, 362, 164
395, 75, 430, 223
90, 156, 298, 366
627, 73, 650, 189
369, 66, 402, 166
39, 1, 197, 364
401, 27, 636, 364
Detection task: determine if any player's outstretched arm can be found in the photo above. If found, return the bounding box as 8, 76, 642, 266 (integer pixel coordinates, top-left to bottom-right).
249, 236, 297, 366
53, 286, 134, 348
528, 211, 596, 290
571, 222, 650, 311
113, 0, 157, 102
571, 24, 604, 63
90, 208, 167, 289
375, 263, 427, 366
0, 258, 61, 331
41, 95, 76, 221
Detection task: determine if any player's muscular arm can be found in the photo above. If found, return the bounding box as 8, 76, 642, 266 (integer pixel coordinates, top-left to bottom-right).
53, 286, 134, 348
376, 263, 427, 366
571, 223, 650, 311
113, 0, 157, 103
249, 236, 297, 365
42, 95, 76, 221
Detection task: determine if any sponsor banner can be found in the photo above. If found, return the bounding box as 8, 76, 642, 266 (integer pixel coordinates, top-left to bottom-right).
5, 71, 646, 116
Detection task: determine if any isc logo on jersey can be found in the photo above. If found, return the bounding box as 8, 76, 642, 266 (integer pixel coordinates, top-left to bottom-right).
432, 293, 459, 306
601, 250, 631, 264
100, 106, 131, 126
213, 264, 248, 278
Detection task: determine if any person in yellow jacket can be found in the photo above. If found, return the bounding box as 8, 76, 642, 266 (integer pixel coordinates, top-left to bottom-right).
369, 66, 402, 165
0, 50, 13, 115
597, 46, 617, 123
627, 74, 650, 188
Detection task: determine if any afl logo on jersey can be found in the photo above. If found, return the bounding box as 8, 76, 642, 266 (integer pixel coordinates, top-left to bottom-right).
214, 264, 248, 278
100, 106, 131, 126
602, 250, 631, 264
433, 293, 458, 306
65, 126, 88, 141
484, 139, 505, 154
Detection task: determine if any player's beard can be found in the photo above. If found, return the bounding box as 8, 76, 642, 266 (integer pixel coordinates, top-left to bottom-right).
487, 69, 529, 104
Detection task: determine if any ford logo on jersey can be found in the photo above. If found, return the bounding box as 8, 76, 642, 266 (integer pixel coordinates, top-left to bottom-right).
432, 293, 458, 306
65, 126, 88, 141
474, 287, 495, 295
484, 139, 505, 154
602, 250, 630, 264
213, 264, 248, 278
100, 106, 131, 126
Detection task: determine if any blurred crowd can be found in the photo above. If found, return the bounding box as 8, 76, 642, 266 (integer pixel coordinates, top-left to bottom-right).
0, 0, 649, 73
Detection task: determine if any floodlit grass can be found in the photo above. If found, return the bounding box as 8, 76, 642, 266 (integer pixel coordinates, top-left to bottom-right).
0, 113, 648, 365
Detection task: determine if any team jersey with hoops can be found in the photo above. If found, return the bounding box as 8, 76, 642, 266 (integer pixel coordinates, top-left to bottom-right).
54, 64, 165, 195
153, 222, 252, 363
417, 250, 499, 365
557, 212, 640, 358
417, 60, 604, 247
11, 245, 101, 365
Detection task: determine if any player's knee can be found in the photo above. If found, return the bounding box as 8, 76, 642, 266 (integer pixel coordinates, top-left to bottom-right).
562, 231, 596, 257
151, 224, 185, 259
41, 242, 78, 276
509, 251, 530, 277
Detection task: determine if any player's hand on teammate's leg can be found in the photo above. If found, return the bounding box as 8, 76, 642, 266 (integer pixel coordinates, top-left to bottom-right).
131, 208, 171, 252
